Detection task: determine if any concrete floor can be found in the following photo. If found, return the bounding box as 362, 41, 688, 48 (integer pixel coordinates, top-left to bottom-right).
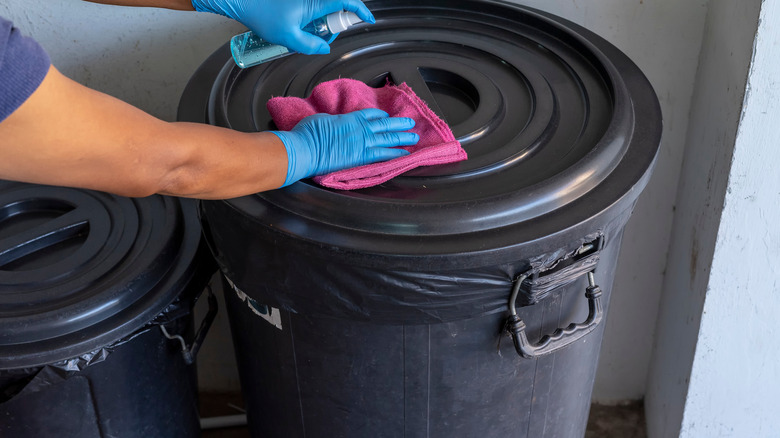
200, 393, 248, 438
200, 393, 647, 437
585, 402, 647, 438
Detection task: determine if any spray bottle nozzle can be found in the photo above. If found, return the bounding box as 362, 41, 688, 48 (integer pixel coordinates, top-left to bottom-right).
326, 11, 363, 34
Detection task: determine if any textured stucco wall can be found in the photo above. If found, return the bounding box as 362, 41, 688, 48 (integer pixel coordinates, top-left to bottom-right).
514, 0, 708, 402
646, 0, 775, 436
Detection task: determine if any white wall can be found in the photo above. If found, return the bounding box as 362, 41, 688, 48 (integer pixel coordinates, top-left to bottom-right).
683, 5, 780, 430
646, 0, 777, 436
515, 0, 708, 402
2, 1, 711, 402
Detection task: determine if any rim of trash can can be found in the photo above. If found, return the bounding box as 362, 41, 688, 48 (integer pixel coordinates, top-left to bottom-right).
179, 0, 662, 256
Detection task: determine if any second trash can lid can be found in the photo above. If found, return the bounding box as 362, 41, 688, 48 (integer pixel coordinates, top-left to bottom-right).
0, 182, 210, 369
180, 0, 661, 257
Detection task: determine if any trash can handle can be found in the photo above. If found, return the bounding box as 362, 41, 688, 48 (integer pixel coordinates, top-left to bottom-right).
504, 271, 603, 359
159, 284, 219, 365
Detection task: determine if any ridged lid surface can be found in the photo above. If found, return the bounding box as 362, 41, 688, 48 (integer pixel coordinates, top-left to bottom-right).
0, 182, 205, 369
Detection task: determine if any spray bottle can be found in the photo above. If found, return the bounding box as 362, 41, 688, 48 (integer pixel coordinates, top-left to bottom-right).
230, 11, 363, 69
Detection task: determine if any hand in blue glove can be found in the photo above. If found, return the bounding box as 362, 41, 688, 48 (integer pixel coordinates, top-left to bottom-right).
191, 0, 375, 55
272, 109, 418, 187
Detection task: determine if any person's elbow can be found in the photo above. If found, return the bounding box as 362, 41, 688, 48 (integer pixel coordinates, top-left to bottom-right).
155, 164, 206, 198
98, 167, 187, 199
112, 147, 205, 199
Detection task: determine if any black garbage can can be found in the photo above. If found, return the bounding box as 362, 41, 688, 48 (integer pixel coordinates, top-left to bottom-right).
0, 181, 217, 437
178, 1, 661, 437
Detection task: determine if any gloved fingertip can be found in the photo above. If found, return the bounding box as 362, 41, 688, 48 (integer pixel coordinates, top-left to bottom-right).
346, 1, 376, 24
309, 41, 330, 55
392, 118, 416, 131
287, 33, 331, 55
389, 148, 411, 160
399, 133, 420, 147
360, 108, 390, 119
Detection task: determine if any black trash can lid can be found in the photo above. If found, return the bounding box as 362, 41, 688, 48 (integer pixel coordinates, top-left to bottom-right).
180, 0, 661, 256
0, 182, 208, 369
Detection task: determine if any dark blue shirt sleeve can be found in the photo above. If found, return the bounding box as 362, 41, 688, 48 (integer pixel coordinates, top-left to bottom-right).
0, 16, 51, 122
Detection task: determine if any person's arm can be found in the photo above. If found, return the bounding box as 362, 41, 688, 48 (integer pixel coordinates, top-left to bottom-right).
84, 1, 194, 11
0, 65, 416, 199
189, 0, 376, 55
0, 65, 287, 199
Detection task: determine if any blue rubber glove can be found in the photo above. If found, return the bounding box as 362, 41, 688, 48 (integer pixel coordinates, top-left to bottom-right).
272, 109, 418, 187
191, 0, 375, 55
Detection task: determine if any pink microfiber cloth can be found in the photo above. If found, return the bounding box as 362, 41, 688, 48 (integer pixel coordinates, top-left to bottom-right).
267, 78, 467, 190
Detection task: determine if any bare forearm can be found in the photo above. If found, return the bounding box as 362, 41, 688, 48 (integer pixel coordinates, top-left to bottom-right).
83, 0, 194, 11
154, 122, 289, 199
0, 66, 287, 199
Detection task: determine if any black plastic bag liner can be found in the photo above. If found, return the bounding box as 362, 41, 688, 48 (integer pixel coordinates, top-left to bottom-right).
1, 367, 102, 436
208, 226, 608, 324
179, 0, 662, 436
0, 181, 216, 437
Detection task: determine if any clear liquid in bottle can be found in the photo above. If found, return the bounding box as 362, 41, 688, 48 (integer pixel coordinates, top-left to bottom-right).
230, 11, 361, 69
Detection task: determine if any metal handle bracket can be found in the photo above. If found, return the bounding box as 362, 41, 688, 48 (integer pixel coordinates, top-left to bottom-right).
160, 285, 218, 365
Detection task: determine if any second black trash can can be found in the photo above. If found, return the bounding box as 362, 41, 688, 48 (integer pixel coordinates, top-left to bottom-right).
178, 1, 662, 437
0, 181, 216, 437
